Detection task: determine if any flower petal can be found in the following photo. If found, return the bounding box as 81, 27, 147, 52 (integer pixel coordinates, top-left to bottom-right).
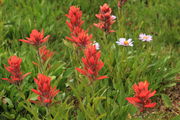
96, 76, 108, 80
144, 102, 156, 108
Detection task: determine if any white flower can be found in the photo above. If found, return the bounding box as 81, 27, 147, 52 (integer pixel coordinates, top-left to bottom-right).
92, 41, 100, 50
111, 15, 116, 20
116, 38, 133, 46
139, 33, 152, 42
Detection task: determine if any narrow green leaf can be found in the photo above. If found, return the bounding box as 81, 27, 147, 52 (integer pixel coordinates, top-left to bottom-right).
161, 94, 172, 108
172, 115, 180, 120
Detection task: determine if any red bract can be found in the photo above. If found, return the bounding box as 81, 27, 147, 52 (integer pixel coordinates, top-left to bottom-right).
94, 3, 115, 33
118, 0, 128, 8
19, 29, 50, 47
66, 6, 92, 48
30, 74, 59, 106
126, 81, 156, 112
66, 30, 92, 48
66, 6, 84, 36
39, 46, 54, 63
76, 45, 108, 83
2, 56, 31, 85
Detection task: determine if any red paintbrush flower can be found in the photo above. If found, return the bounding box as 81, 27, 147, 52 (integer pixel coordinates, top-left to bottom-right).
66, 6, 92, 48
19, 29, 50, 47
30, 74, 59, 106
66, 6, 84, 36
39, 46, 54, 63
118, 0, 128, 8
94, 3, 115, 33
66, 30, 92, 48
2, 56, 31, 85
126, 81, 156, 112
76, 45, 108, 83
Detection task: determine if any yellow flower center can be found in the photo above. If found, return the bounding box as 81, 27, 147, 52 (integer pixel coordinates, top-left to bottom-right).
143, 36, 149, 39
124, 41, 129, 45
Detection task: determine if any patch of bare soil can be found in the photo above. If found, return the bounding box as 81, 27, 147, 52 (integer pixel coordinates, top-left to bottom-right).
159, 83, 180, 116
148, 83, 180, 120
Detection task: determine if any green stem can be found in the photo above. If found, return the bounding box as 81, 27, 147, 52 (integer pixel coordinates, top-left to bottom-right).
17, 85, 25, 99
36, 48, 44, 74
90, 82, 95, 96
106, 86, 109, 119
103, 32, 108, 45
118, 6, 125, 37
45, 106, 52, 119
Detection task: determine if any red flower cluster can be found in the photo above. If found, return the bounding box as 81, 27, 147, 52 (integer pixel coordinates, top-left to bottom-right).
66, 30, 92, 48
126, 81, 156, 112
118, 0, 128, 8
19, 29, 50, 47
66, 6, 92, 48
66, 6, 84, 36
30, 74, 59, 106
76, 45, 108, 83
94, 3, 115, 33
39, 46, 54, 63
2, 56, 31, 85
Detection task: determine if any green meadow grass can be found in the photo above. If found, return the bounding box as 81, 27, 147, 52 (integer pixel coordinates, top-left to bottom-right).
0, 0, 179, 119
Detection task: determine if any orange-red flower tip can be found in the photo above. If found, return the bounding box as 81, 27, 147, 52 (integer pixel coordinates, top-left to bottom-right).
126, 81, 156, 112
3, 56, 31, 85
76, 45, 108, 82
30, 74, 59, 106
19, 29, 50, 47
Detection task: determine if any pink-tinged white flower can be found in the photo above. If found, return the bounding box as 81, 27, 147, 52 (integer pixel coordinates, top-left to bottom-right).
116, 38, 133, 46
93, 41, 100, 50
111, 15, 116, 20
139, 33, 152, 42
